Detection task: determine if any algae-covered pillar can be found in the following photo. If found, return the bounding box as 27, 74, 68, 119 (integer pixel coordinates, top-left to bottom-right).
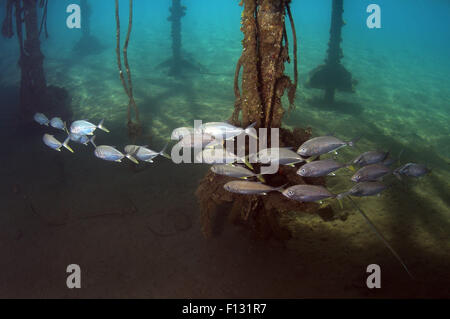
1, 0, 71, 123
168, 0, 186, 75
159, 0, 205, 76
20, 0, 47, 118
306, 0, 355, 104
233, 0, 297, 129
73, 0, 104, 55
158, 0, 187, 76
196, 0, 316, 240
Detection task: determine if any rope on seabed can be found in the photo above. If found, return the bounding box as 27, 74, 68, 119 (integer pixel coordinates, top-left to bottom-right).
115, 0, 141, 137
347, 196, 414, 279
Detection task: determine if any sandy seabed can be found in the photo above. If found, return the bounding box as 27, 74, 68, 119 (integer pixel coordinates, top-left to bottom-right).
0, 27, 448, 298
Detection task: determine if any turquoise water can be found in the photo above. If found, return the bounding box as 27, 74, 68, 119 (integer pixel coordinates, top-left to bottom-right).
0, 0, 448, 298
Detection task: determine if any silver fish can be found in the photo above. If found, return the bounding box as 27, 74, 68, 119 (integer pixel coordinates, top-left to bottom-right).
351, 164, 391, 182
393, 163, 430, 179
43, 134, 74, 153
282, 185, 335, 202
223, 181, 283, 195
69, 133, 95, 146
94, 145, 138, 164
297, 136, 357, 157
255, 147, 304, 166
201, 122, 257, 140
353, 150, 389, 167
337, 181, 387, 199
196, 148, 245, 165
382, 156, 395, 166
50, 117, 67, 132
124, 144, 170, 163
70, 119, 109, 135
211, 164, 264, 182
171, 127, 195, 140
297, 159, 347, 177
34, 113, 49, 126
178, 133, 222, 149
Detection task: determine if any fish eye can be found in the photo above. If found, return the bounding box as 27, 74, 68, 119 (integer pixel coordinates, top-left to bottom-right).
288, 190, 294, 197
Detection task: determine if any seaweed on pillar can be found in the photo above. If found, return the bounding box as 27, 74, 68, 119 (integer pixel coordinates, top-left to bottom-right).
196, 0, 331, 240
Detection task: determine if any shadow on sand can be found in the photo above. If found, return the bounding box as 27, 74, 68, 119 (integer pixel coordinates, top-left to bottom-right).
307, 95, 363, 115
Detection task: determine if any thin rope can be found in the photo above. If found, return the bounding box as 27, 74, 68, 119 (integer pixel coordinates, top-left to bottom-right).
348, 196, 414, 279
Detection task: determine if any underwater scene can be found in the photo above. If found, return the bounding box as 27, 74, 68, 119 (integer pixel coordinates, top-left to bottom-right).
0, 0, 449, 298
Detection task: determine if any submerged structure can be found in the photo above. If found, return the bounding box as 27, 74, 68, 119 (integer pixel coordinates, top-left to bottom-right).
306, 0, 356, 103
1, 0, 71, 124
73, 0, 104, 55
196, 0, 331, 239
158, 0, 203, 76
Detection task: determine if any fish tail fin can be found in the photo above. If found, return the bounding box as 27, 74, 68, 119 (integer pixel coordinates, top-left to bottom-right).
244, 122, 258, 140
98, 119, 110, 133
348, 136, 361, 147
348, 197, 414, 280
246, 122, 257, 129
64, 122, 69, 134
274, 183, 288, 193
336, 192, 346, 201
305, 156, 317, 163
335, 193, 347, 211
243, 158, 254, 170
62, 136, 74, 153
126, 153, 139, 164
89, 135, 97, 148
256, 174, 266, 183
337, 197, 344, 209
159, 142, 172, 159
318, 200, 331, 209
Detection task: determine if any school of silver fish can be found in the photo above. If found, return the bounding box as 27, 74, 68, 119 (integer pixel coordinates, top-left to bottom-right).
35, 113, 431, 278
